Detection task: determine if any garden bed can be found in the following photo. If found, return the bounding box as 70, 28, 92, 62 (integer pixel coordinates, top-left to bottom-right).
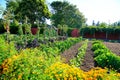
61, 42, 82, 63
61, 41, 120, 71
104, 42, 120, 56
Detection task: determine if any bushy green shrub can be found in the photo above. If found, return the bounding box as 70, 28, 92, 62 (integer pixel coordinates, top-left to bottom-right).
0, 25, 5, 34
53, 37, 82, 52
10, 19, 19, 34
0, 48, 61, 80
17, 24, 23, 35
67, 28, 73, 37
0, 37, 17, 66
10, 25, 18, 34
94, 49, 110, 57
92, 41, 120, 71
0, 19, 6, 33
95, 52, 120, 71
92, 42, 106, 51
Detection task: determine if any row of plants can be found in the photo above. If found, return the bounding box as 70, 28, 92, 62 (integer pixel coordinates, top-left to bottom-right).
39, 37, 83, 57
92, 41, 120, 71
0, 36, 82, 79
0, 36, 120, 80
0, 33, 68, 50
0, 34, 43, 50
0, 34, 82, 63
52, 37, 82, 53
45, 62, 120, 80
0, 35, 60, 79
70, 39, 88, 67
0, 48, 61, 80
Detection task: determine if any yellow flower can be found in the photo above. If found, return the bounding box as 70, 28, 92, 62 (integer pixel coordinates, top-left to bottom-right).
64, 77, 67, 80
73, 77, 77, 80
18, 74, 22, 79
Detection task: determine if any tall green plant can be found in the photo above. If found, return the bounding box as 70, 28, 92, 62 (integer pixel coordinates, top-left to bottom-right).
18, 24, 23, 35
0, 36, 17, 66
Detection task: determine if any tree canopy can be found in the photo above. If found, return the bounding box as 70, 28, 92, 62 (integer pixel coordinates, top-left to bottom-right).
5, 0, 51, 24
50, 1, 86, 28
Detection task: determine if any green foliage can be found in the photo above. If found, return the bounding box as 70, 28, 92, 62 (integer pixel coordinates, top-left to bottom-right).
0, 48, 61, 80
53, 37, 82, 52
67, 28, 73, 37
80, 26, 120, 36
57, 24, 68, 36
36, 27, 40, 37
10, 19, 19, 34
80, 26, 96, 35
0, 19, 6, 33
44, 26, 57, 38
22, 23, 31, 35
18, 24, 23, 35
92, 41, 120, 71
0, 36, 17, 66
70, 39, 88, 67
99, 22, 107, 28
94, 49, 109, 57
11, 0, 51, 24
114, 27, 120, 33
92, 42, 106, 51
39, 37, 82, 57
51, 1, 86, 28
95, 52, 120, 70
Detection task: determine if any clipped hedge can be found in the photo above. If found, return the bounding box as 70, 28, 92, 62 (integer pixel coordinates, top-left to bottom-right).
80, 26, 120, 40
80, 26, 120, 35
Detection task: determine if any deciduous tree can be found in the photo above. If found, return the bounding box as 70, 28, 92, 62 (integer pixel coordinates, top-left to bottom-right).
51, 1, 86, 28
5, 0, 51, 24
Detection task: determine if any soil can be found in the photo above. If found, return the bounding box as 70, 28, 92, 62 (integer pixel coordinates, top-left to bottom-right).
61, 41, 120, 71
104, 42, 120, 56
80, 42, 95, 71
61, 42, 82, 63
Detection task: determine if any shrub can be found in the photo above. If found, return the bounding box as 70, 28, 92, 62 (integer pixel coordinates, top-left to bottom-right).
0, 19, 6, 33
10, 25, 18, 34
45, 62, 84, 80
92, 40, 120, 71
95, 52, 120, 71
67, 28, 73, 37
0, 48, 61, 80
0, 37, 17, 66
0, 25, 5, 34
45, 62, 120, 80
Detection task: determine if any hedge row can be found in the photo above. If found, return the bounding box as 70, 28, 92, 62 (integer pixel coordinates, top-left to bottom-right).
80, 26, 120, 35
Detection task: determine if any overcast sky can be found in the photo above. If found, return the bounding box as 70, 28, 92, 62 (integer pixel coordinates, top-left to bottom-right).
1, 0, 120, 25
